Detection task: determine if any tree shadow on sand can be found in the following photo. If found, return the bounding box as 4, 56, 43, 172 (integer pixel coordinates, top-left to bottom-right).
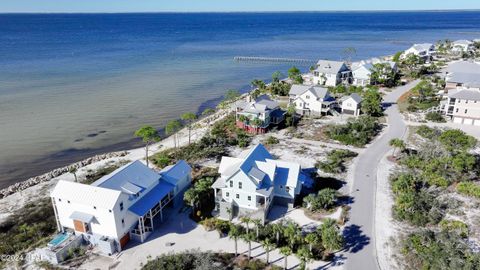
342, 224, 370, 253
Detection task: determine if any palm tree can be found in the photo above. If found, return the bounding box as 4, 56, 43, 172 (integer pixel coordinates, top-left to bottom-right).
389, 138, 406, 157
240, 216, 251, 234
319, 219, 343, 257
284, 221, 301, 247
165, 120, 182, 153
305, 233, 320, 252
241, 232, 256, 260
228, 224, 242, 257
261, 238, 275, 264
181, 112, 197, 145
272, 222, 284, 245
296, 246, 313, 270
134, 126, 160, 167
252, 218, 262, 239
279, 246, 292, 270
69, 167, 78, 182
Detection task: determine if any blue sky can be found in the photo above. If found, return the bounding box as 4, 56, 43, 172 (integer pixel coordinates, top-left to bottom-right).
1, 0, 479, 13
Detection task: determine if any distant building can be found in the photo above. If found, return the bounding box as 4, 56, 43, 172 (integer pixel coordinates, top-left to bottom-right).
313, 60, 351, 87
351, 60, 398, 86
339, 93, 363, 116
444, 89, 480, 126
289, 85, 336, 116
211, 144, 302, 223
235, 95, 285, 134
402, 43, 435, 61
452, 40, 474, 54
445, 61, 480, 91
50, 160, 192, 255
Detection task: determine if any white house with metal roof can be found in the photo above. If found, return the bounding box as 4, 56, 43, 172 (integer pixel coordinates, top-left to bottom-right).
402, 43, 435, 61
351, 59, 398, 86
289, 84, 336, 116
211, 144, 302, 223
50, 160, 191, 255
312, 60, 351, 86
452, 40, 474, 54
444, 88, 480, 126
445, 61, 480, 91
339, 93, 363, 116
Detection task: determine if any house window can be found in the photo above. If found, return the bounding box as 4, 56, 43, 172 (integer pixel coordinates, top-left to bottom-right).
109, 210, 112, 213
236, 194, 240, 199
465, 109, 468, 113
466, 100, 469, 104
248, 196, 251, 201
58, 198, 61, 202
120, 202, 124, 211
458, 99, 461, 103
239, 182, 242, 189
306, 95, 310, 99
230, 181, 233, 188
286, 187, 290, 192
67, 200, 71, 204
93, 206, 97, 210
456, 108, 459, 113
226, 192, 229, 197
121, 219, 125, 227
280, 185, 283, 189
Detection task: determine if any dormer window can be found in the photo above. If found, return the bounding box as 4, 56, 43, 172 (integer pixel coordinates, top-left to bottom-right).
120, 202, 124, 211
238, 182, 243, 189
306, 95, 310, 99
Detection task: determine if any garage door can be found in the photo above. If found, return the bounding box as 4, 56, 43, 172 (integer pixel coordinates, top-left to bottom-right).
343, 109, 355, 115
453, 117, 463, 124
474, 120, 480, 126
464, 118, 473, 125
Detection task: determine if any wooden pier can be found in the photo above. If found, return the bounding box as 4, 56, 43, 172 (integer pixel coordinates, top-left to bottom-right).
234, 56, 316, 65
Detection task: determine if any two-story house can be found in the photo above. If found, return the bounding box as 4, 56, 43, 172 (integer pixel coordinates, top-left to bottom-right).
289, 85, 336, 116
338, 93, 363, 116
444, 89, 480, 126
211, 144, 302, 224
351, 60, 398, 86
313, 60, 351, 87
235, 95, 285, 134
402, 43, 435, 61
50, 160, 191, 255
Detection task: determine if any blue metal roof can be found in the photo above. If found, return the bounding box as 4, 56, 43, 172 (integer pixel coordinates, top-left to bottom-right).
128, 181, 175, 217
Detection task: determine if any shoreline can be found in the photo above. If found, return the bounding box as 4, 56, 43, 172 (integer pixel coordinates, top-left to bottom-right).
0, 92, 242, 199
0, 84, 252, 190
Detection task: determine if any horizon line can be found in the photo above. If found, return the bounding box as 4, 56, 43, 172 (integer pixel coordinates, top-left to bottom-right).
1, 8, 480, 14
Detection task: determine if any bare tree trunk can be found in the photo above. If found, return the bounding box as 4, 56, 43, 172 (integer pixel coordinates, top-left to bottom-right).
145, 143, 149, 167
235, 239, 238, 257
248, 242, 251, 260
266, 249, 269, 264
284, 256, 287, 270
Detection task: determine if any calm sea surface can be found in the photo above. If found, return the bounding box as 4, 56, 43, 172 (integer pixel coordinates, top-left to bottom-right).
1, 11, 480, 188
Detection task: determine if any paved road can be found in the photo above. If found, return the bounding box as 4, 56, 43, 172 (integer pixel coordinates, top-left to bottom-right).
342, 80, 420, 270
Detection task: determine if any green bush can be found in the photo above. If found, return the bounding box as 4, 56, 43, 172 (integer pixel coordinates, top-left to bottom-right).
303, 188, 338, 211
263, 135, 280, 145
316, 149, 358, 174
0, 198, 56, 256
457, 182, 480, 199
425, 112, 446, 122
324, 116, 381, 147
439, 220, 469, 238
402, 230, 480, 270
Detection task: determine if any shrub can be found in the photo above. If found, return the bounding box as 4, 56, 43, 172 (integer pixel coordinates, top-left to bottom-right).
324, 115, 382, 147
439, 220, 469, 238
263, 136, 280, 145
425, 112, 446, 123
304, 188, 337, 211
457, 182, 480, 199
316, 149, 358, 174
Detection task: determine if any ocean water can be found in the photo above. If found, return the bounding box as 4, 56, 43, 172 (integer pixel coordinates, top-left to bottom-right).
1, 11, 480, 188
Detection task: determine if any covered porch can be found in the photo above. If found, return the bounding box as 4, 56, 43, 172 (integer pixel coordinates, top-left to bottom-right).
129, 181, 175, 243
